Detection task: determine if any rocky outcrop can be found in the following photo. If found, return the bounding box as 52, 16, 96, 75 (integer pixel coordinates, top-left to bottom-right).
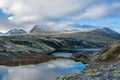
94, 41, 120, 62
86, 41, 120, 70
0, 35, 55, 54
82, 41, 120, 79
56, 41, 120, 80
71, 52, 96, 64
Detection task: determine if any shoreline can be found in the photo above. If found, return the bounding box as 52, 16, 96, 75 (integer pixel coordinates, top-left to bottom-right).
0, 53, 88, 66
0, 53, 56, 66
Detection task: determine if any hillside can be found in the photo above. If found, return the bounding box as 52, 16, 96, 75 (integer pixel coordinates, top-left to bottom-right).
56, 41, 120, 80
83, 41, 120, 79
30, 24, 96, 34
0, 27, 120, 66
0, 35, 53, 65
53, 27, 120, 48
30, 26, 120, 48
0, 34, 74, 66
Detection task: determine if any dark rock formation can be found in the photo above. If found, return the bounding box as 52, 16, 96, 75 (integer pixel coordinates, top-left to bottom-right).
71, 52, 96, 64
72, 53, 88, 64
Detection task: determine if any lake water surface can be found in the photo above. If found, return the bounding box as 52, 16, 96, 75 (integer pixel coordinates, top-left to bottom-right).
0, 59, 86, 80
52, 48, 101, 57
0, 48, 101, 80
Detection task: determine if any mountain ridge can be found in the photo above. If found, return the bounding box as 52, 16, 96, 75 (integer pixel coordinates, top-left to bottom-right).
30, 24, 96, 34
0, 29, 27, 36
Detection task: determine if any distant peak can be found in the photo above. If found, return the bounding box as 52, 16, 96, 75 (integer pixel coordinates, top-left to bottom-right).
102, 27, 111, 30
7, 29, 27, 35
91, 27, 113, 32
89, 27, 120, 39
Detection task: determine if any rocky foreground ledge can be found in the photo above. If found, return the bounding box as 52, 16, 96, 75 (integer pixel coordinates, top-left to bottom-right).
56, 41, 120, 80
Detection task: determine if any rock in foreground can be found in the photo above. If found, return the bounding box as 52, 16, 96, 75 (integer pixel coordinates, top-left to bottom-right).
56, 41, 120, 80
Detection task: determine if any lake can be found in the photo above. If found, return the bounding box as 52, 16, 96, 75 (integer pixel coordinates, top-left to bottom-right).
0, 48, 101, 80
52, 48, 101, 57
0, 59, 86, 80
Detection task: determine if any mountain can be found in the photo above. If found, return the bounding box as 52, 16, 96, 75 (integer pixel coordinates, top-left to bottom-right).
89, 27, 120, 39
0, 35, 55, 66
0, 32, 3, 35
0, 29, 27, 36
6, 29, 27, 35
30, 25, 58, 34
53, 27, 120, 48
30, 27, 120, 48
30, 26, 120, 48
0, 32, 6, 36
30, 24, 96, 34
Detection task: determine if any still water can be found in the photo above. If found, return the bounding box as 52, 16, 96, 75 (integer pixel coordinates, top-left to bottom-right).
52, 48, 101, 57
0, 59, 86, 80
0, 48, 101, 80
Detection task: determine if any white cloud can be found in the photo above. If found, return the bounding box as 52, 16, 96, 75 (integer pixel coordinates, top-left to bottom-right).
0, 0, 120, 32
8, 16, 14, 20
45, 22, 96, 32
80, 2, 120, 19
79, 4, 108, 19
0, 0, 91, 23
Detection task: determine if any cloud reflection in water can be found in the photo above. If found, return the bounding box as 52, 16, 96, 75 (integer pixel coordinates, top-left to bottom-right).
0, 59, 86, 80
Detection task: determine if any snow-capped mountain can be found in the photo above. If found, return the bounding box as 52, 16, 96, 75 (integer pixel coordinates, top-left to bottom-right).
0, 29, 27, 36
89, 27, 120, 39
30, 24, 96, 34
6, 29, 27, 35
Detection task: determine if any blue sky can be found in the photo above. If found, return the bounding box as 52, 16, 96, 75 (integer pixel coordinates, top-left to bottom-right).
0, 0, 120, 32
0, 9, 5, 16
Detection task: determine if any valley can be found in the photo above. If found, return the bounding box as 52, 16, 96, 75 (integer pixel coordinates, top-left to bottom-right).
0, 26, 120, 80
